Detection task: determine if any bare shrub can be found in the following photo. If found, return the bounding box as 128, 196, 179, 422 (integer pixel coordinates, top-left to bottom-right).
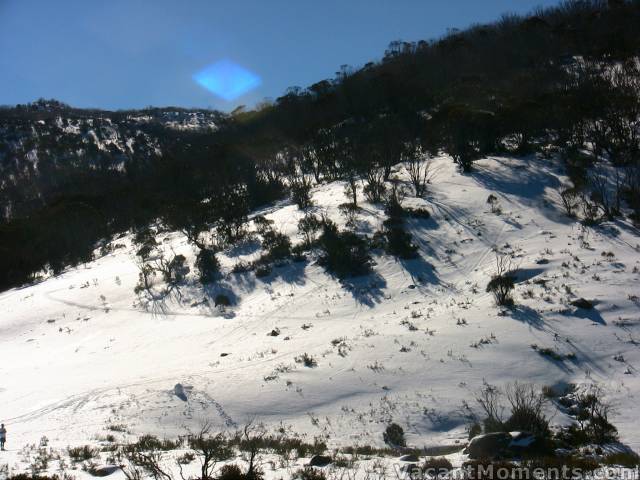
486, 251, 516, 306
405, 147, 434, 197
297, 214, 322, 246
188, 425, 233, 480
422, 457, 453, 477
476, 383, 506, 433
384, 180, 407, 218
68, 445, 99, 463
487, 194, 501, 214
338, 203, 359, 229
476, 382, 549, 438
503, 382, 550, 437
157, 253, 189, 286
295, 353, 317, 368
560, 187, 580, 217
363, 167, 387, 203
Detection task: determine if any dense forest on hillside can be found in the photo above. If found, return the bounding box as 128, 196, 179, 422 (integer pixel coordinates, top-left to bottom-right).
1, 0, 640, 291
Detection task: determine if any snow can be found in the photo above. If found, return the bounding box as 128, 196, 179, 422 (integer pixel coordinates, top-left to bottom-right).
1, 155, 639, 475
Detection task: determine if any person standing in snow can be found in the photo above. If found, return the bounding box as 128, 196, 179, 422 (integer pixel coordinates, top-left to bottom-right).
0, 423, 6, 450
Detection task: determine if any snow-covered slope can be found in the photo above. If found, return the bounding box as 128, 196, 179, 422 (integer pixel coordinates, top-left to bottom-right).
0, 105, 223, 221
2, 155, 639, 466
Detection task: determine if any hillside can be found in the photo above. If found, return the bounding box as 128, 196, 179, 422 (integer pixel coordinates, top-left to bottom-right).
0, 100, 223, 220
2, 1, 640, 478
1, 154, 639, 476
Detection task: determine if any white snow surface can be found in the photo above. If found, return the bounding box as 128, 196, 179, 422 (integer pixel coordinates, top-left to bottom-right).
1, 155, 640, 470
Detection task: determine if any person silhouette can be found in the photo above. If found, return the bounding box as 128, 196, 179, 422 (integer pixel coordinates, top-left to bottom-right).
0, 423, 6, 451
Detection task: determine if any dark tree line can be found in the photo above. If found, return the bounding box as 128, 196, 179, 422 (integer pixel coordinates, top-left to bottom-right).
2, 0, 640, 290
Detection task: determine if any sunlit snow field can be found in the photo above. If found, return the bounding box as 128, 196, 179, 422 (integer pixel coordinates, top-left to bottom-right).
2, 155, 639, 473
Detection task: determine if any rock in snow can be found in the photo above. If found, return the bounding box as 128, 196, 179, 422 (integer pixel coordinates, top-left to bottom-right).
91, 465, 120, 477
464, 432, 512, 459
464, 431, 539, 459
308, 455, 332, 467
399, 454, 420, 462
174, 383, 188, 401
571, 298, 594, 309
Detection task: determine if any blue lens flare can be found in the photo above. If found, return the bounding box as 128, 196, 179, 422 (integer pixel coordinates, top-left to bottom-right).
193, 59, 261, 101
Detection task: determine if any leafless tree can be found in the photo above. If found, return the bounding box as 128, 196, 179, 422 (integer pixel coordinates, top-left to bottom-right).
237, 421, 267, 480
476, 382, 505, 432
363, 165, 387, 203
404, 143, 434, 197
504, 382, 549, 436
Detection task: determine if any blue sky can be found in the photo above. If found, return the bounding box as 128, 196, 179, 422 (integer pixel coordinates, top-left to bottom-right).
0, 1, 560, 111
